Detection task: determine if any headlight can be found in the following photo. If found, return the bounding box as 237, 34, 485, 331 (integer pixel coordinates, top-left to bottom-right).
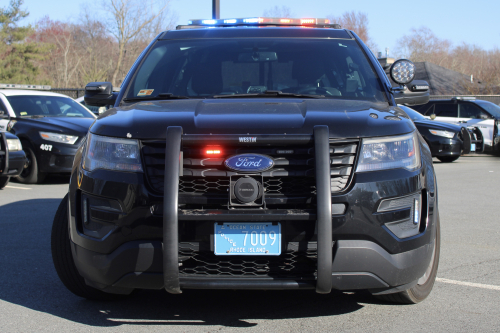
83, 133, 143, 172
40, 131, 78, 144
356, 131, 421, 172
7, 138, 22, 151
429, 129, 455, 139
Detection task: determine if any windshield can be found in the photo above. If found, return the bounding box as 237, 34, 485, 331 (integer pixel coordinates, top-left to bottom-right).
398, 105, 426, 121
126, 38, 387, 102
475, 100, 500, 118
7, 95, 95, 118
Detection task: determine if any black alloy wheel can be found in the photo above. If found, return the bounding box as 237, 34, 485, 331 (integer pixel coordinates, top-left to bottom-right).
16, 143, 46, 184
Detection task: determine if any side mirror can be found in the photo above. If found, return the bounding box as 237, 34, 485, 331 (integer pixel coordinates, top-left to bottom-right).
84, 82, 117, 107
393, 80, 430, 106
0, 110, 9, 120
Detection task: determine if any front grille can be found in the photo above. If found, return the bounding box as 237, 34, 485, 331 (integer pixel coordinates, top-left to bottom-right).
142, 138, 358, 205
179, 242, 317, 278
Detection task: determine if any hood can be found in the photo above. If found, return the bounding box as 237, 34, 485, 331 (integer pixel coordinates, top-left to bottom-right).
413, 119, 462, 132
18, 117, 95, 135
91, 99, 416, 139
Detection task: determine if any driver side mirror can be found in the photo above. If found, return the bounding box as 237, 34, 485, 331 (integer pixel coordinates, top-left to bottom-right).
84, 82, 118, 107
0, 110, 9, 120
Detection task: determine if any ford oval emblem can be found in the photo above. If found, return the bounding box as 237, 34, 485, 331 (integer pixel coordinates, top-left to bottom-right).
224, 154, 274, 173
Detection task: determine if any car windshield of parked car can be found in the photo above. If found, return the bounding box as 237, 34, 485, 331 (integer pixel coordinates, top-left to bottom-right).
126, 38, 388, 103
7, 95, 95, 118
399, 105, 426, 120
475, 100, 500, 118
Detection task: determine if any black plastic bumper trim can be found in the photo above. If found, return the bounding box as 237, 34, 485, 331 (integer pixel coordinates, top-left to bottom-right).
163, 126, 183, 294
314, 125, 332, 294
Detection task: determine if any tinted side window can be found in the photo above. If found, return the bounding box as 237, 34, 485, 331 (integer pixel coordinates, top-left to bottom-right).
459, 103, 488, 119
434, 103, 458, 117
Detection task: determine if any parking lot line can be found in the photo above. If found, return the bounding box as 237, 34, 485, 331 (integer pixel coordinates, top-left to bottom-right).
436, 278, 500, 291
4, 185, 32, 190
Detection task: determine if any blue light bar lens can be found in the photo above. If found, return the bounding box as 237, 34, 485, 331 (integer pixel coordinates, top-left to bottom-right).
243, 18, 260, 23
202, 19, 217, 25
224, 19, 237, 24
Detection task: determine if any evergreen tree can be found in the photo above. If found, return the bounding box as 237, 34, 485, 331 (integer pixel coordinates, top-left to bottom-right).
0, 0, 51, 84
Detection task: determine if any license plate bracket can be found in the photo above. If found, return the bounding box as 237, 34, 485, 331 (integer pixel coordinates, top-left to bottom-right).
214, 222, 281, 256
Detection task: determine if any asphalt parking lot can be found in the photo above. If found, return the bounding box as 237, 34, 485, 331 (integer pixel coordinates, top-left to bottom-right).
1, 156, 499, 332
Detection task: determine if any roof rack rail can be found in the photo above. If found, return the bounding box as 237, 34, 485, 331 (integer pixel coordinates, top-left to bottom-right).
0, 83, 51, 90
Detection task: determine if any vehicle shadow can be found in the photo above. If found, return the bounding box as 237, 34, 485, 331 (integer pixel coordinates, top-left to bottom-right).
0, 198, 383, 328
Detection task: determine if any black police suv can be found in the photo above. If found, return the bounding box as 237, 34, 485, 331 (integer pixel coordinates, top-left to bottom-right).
398, 105, 476, 162
0, 87, 96, 183
412, 97, 500, 154
51, 17, 440, 304
0, 131, 26, 189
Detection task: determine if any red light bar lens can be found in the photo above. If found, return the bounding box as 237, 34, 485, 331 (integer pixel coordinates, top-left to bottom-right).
280, 19, 291, 23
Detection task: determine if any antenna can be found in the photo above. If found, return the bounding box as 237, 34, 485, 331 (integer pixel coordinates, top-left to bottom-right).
212, 0, 220, 19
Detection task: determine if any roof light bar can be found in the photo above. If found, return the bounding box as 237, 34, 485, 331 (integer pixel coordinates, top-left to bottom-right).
188, 17, 332, 27
0, 83, 52, 90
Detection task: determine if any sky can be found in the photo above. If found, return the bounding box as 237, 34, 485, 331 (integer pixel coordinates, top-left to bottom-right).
21, 0, 500, 57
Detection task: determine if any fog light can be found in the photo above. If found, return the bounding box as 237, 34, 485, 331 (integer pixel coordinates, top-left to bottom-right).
378, 192, 422, 239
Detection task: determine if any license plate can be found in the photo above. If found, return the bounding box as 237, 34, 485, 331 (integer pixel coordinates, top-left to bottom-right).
471, 143, 476, 152
214, 222, 281, 256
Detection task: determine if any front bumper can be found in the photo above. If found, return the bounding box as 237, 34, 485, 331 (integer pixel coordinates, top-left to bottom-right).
35, 142, 78, 174
427, 137, 462, 157
71, 236, 435, 294
68, 129, 437, 294
3, 150, 26, 177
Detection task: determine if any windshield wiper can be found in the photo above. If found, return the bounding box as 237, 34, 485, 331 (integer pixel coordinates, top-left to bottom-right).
123, 93, 190, 102
213, 90, 325, 99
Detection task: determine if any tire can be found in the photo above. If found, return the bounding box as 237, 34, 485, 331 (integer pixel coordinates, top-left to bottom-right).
437, 156, 459, 163
0, 176, 9, 189
17, 143, 46, 184
51, 194, 124, 300
375, 212, 440, 304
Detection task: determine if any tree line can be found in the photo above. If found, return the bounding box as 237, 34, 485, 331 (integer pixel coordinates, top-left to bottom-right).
1, 1, 499, 94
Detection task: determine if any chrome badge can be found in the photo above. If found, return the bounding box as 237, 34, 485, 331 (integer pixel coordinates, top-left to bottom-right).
224, 154, 274, 173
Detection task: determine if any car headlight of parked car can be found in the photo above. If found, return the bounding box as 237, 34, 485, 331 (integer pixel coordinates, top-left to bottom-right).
356, 131, 421, 172
428, 129, 455, 139
40, 131, 79, 144
83, 133, 143, 172
7, 138, 22, 151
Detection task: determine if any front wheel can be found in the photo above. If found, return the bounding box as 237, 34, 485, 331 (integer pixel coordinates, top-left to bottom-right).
0, 176, 10, 189
17, 144, 46, 184
375, 212, 440, 304
437, 156, 459, 163
51, 194, 125, 300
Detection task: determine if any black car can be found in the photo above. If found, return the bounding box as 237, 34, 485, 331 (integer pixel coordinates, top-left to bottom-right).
51, 17, 440, 304
412, 97, 500, 153
0, 88, 96, 183
0, 131, 26, 189
398, 105, 476, 162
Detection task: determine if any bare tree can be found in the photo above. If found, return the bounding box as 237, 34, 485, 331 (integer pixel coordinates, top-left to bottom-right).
395, 27, 451, 65
328, 11, 377, 52
104, 0, 176, 87
31, 18, 81, 87
263, 5, 293, 18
